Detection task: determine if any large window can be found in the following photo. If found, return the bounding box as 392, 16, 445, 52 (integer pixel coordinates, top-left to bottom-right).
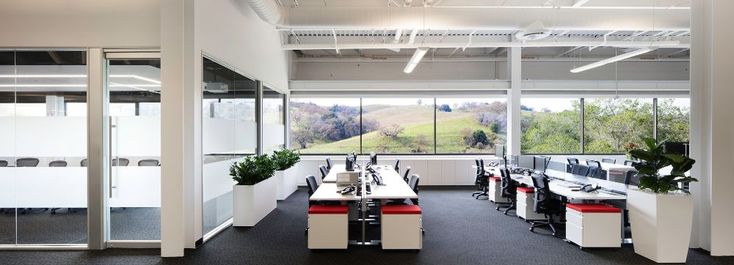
584, 98, 654, 154
436, 98, 506, 154
290, 98, 361, 154
520, 97, 686, 155
289, 96, 508, 154
362, 98, 433, 154
521, 98, 581, 154
657, 98, 690, 142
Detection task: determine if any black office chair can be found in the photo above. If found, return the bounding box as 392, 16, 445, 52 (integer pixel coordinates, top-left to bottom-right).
624, 170, 639, 186
571, 164, 589, 176
112, 158, 130, 166
0, 160, 7, 167
138, 159, 160, 166
394, 160, 401, 174
586, 160, 604, 179
409, 174, 420, 205
601, 158, 616, 164
624, 160, 635, 166
318, 165, 328, 180
495, 168, 517, 215
566, 158, 579, 173
49, 160, 67, 167
472, 160, 489, 199
80, 159, 88, 167
403, 166, 411, 183
325, 158, 333, 170
16, 158, 39, 167
306, 175, 318, 197
529, 173, 562, 236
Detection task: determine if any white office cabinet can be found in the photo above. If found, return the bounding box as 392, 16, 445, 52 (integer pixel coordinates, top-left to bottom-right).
516, 187, 545, 220
308, 205, 349, 249
488, 177, 509, 203
565, 204, 621, 248
381, 205, 422, 250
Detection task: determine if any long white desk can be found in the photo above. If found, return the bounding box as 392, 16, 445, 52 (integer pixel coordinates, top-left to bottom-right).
365, 165, 418, 200
322, 164, 347, 183
486, 166, 625, 201
310, 164, 417, 201
309, 163, 419, 246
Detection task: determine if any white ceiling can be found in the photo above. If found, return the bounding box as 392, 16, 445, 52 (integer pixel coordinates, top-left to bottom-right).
264, 0, 691, 60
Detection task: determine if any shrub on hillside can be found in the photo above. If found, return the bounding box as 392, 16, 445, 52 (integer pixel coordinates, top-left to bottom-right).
380, 124, 404, 139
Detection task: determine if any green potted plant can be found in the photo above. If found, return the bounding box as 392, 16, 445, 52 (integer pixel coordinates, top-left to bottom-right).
626, 137, 697, 263
229, 154, 277, 227
271, 149, 301, 200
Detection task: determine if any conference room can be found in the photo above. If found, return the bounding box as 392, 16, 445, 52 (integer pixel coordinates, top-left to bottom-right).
1, 1, 734, 265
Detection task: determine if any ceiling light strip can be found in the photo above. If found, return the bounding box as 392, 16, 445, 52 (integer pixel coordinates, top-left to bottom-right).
570, 48, 655, 73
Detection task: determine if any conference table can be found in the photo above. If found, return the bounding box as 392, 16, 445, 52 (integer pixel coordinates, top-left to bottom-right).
310, 163, 418, 245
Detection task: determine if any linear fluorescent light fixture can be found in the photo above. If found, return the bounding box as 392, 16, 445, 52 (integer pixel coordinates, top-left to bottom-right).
403, 47, 429, 74
570, 48, 655, 73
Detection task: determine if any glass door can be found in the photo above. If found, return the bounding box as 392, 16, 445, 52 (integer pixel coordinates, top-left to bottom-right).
105, 55, 161, 242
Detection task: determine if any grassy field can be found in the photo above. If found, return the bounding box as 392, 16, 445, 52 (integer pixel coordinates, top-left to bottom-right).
298, 106, 504, 154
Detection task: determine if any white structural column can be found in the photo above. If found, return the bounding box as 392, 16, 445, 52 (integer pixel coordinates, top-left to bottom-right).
160, 0, 194, 257
506, 47, 522, 157
690, 0, 734, 256
86, 48, 108, 250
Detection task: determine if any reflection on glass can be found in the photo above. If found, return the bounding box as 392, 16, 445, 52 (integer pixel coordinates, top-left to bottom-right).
0, 50, 88, 244
436, 98, 507, 154
584, 98, 654, 154
262, 87, 284, 153
289, 98, 361, 154
108, 58, 161, 240
521, 98, 581, 154
202, 58, 256, 235
361, 98, 433, 154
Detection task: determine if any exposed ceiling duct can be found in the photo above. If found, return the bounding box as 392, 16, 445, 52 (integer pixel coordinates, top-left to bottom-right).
246, 0, 283, 25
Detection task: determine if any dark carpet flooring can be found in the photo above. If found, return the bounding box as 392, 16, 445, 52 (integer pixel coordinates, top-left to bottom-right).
0, 188, 732, 265
0, 207, 160, 243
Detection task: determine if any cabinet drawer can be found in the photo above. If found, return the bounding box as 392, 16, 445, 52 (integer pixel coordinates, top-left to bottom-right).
566, 209, 583, 226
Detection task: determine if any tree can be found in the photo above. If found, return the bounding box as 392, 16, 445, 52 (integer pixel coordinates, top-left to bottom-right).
291, 129, 314, 149
438, 104, 452, 112
380, 124, 404, 139
472, 130, 490, 145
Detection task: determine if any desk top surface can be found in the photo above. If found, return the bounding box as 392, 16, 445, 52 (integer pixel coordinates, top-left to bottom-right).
485, 165, 626, 201
310, 164, 418, 201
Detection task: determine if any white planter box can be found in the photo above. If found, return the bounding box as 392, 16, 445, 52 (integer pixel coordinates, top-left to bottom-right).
275, 168, 298, 201
233, 176, 277, 227
627, 187, 693, 263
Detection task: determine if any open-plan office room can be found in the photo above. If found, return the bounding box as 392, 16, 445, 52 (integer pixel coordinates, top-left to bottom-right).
1, 0, 734, 265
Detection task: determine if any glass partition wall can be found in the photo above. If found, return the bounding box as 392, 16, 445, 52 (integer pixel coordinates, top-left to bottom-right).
0, 50, 88, 245
262, 86, 285, 153
202, 57, 257, 235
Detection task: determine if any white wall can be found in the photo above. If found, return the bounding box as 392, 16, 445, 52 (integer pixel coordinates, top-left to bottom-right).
690, 0, 734, 256
189, 0, 291, 250
292, 59, 689, 81
0, 0, 159, 48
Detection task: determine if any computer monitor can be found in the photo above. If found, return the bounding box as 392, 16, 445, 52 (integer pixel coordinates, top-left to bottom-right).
370, 152, 377, 164
664, 142, 689, 156
495, 145, 505, 158
345, 155, 354, 171
533, 156, 549, 172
